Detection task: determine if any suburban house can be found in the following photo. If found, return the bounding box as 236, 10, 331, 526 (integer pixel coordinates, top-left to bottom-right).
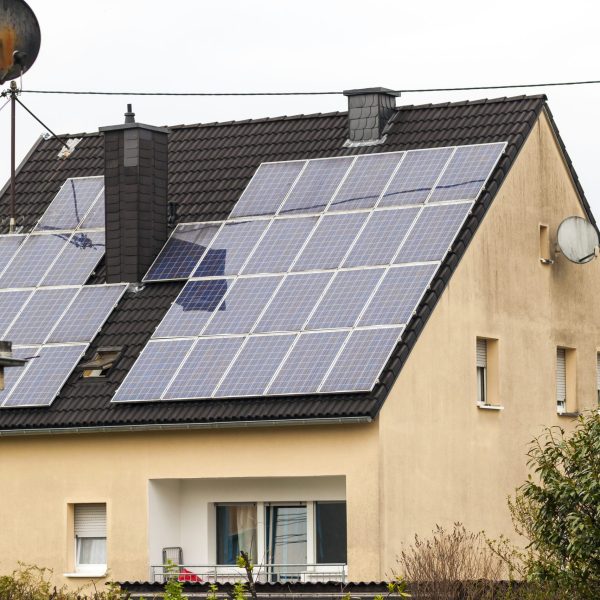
0, 89, 598, 588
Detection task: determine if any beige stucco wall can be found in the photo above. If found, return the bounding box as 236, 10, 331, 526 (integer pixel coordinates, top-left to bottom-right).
376, 111, 600, 577
0, 112, 598, 587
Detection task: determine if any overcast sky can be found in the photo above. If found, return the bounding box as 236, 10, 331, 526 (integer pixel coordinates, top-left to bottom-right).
2, 0, 600, 215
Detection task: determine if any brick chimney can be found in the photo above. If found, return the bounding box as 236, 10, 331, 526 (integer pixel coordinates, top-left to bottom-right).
99, 106, 169, 283
343, 87, 399, 143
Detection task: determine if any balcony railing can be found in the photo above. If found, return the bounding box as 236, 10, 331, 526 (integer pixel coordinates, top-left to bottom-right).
150, 563, 347, 584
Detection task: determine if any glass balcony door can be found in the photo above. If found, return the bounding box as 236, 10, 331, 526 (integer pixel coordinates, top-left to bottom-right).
265, 505, 307, 581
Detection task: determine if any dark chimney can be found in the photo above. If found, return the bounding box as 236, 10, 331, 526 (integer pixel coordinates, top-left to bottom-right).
343, 87, 399, 143
99, 107, 169, 283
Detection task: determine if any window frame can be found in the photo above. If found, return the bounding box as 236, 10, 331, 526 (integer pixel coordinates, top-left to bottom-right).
72, 503, 107, 576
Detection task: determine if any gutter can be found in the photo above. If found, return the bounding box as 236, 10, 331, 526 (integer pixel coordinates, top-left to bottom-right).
0, 415, 372, 437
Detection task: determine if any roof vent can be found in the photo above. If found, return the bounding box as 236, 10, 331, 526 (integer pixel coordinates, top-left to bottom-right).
343, 87, 399, 146
124, 104, 136, 124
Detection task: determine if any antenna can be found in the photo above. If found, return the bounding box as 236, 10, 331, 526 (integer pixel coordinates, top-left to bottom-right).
1, 0, 41, 232
556, 216, 600, 264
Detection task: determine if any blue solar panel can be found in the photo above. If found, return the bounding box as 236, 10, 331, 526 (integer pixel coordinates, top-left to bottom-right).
292, 212, 368, 272
307, 268, 384, 330
164, 337, 244, 400
359, 264, 438, 326
380, 147, 453, 206
153, 279, 231, 338
328, 153, 402, 211
203, 275, 283, 335
319, 327, 403, 393
112, 339, 194, 402
279, 157, 353, 215
394, 203, 471, 264
3, 344, 87, 407
0, 235, 26, 277
0, 346, 38, 406
0, 289, 33, 337
254, 272, 333, 333
429, 143, 505, 202
267, 330, 348, 395
230, 161, 305, 218
5, 287, 79, 345
79, 188, 105, 229
35, 177, 104, 231
214, 334, 295, 398
48, 284, 127, 343
343, 208, 419, 268
41, 231, 106, 286
194, 220, 269, 277
144, 223, 221, 282
242, 217, 317, 274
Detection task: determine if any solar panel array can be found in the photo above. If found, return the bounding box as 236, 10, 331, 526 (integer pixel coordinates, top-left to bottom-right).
0, 177, 127, 408
114, 142, 505, 403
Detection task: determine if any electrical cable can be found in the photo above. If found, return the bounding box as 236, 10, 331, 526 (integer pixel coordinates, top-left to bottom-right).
0, 99, 10, 113
13, 97, 70, 150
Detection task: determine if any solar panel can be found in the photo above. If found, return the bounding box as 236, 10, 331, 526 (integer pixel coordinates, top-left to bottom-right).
254, 272, 333, 333
203, 275, 283, 336
343, 208, 419, 268
164, 336, 244, 400
0, 289, 34, 336
328, 153, 402, 211
0, 235, 26, 277
35, 177, 104, 231
79, 189, 105, 229
230, 161, 305, 218
307, 268, 385, 330
193, 219, 269, 277
429, 143, 505, 202
380, 147, 453, 206
291, 212, 368, 272
112, 339, 194, 402
41, 231, 106, 286
266, 330, 349, 395
144, 223, 221, 282
241, 217, 317, 275
0, 346, 38, 406
359, 264, 438, 326
48, 284, 127, 343
5, 287, 79, 345
319, 327, 403, 393
279, 157, 353, 215
3, 344, 87, 407
394, 202, 472, 264
153, 279, 231, 339
214, 334, 296, 398
0, 234, 70, 288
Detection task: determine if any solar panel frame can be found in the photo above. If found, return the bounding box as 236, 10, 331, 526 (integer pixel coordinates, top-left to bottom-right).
0, 289, 35, 337
0, 235, 27, 279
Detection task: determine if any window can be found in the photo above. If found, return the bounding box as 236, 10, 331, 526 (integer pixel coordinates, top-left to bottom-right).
556, 348, 566, 413
315, 502, 347, 563
539, 224, 552, 264
216, 504, 257, 564
596, 353, 600, 406
476, 338, 487, 404
74, 504, 106, 573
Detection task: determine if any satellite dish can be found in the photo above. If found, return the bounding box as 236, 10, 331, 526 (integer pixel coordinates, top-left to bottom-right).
0, 0, 41, 84
557, 216, 600, 264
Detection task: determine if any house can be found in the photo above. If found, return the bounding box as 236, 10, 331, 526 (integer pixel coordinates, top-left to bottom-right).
0, 89, 599, 587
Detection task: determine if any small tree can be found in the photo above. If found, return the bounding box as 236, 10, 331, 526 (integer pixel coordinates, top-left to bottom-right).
510, 411, 600, 598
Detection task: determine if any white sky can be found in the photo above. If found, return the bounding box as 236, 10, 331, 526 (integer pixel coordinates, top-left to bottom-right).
1, 0, 600, 216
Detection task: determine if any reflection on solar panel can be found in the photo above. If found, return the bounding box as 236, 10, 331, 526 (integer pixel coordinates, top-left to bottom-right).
2, 344, 87, 407
119, 142, 505, 402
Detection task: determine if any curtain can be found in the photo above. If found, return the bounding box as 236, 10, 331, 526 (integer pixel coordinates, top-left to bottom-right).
217, 505, 256, 564
78, 538, 106, 565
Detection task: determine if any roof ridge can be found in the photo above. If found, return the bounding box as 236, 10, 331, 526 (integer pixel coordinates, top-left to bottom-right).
395, 93, 547, 111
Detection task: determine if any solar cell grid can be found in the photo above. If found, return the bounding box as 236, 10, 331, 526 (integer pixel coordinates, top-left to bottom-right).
193, 219, 269, 277
112, 339, 194, 402
394, 202, 472, 264
230, 161, 305, 218
380, 147, 453, 206
0, 290, 34, 337
319, 326, 404, 393
279, 157, 354, 215
78, 189, 105, 229
164, 337, 244, 400
0, 235, 26, 277
328, 153, 402, 211
3, 344, 88, 407
153, 279, 231, 339
144, 223, 221, 282
0, 346, 39, 407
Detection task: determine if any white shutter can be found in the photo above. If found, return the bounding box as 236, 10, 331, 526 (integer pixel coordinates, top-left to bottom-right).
476, 339, 487, 368
75, 504, 106, 538
556, 349, 566, 409
596, 353, 600, 391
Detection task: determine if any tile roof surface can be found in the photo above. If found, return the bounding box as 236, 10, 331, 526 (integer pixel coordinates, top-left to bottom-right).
0, 94, 585, 431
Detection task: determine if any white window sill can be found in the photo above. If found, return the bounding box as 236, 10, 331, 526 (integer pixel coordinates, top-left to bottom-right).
477, 403, 504, 411
63, 570, 107, 579
557, 411, 579, 418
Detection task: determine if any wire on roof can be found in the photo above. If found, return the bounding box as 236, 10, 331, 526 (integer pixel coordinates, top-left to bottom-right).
0, 99, 10, 113
8, 78, 600, 96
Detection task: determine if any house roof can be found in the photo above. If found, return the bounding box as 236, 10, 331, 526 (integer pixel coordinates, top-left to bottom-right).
0, 94, 581, 433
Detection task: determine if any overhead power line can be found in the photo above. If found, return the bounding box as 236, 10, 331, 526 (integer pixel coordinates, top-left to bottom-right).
11, 78, 600, 97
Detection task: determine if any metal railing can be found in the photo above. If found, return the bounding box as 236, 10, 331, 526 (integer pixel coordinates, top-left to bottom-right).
150, 563, 347, 584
